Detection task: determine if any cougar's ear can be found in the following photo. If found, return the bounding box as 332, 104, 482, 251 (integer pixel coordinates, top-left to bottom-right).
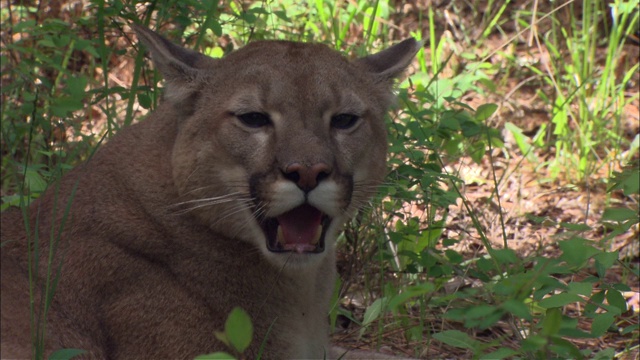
356, 38, 422, 82
132, 24, 214, 103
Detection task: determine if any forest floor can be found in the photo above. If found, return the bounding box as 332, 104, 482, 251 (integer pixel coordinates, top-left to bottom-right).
330, 1, 640, 358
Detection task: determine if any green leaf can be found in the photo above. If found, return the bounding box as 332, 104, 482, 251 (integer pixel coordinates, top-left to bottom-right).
558, 238, 601, 268
475, 103, 498, 121
602, 207, 637, 222
210, 21, 223, 37
549, 336, 583, 359
541, 307, 563, 336
479, 348, 516, 360
214, 330, 229, 347
521, 334, 547, 351
25, 168, 48, 193
605, 289, 626, 313
48, 349, 86, 360
567, 282, 592, 296
193, 352, 236, 360
433, 330, 479, 350
592, 348, 616, 360
491, 248, 518, 265
585, 291, 606, 315
608, 166, 640, 196
66, 76, 88, 98
137, 92, 152, 109
387, 283, 434, 311
225, 307, 253, 353
622, 323, 639, 335
595, 251, 619, 277
594, 251, 619, 269
501, 299, 532, 320
362, 297, 384, 327
504, 122, 535, 161
460, 120, 481, 137
51, 96, 84, 117
539, 293, 582, 308
591, 312, 615, 337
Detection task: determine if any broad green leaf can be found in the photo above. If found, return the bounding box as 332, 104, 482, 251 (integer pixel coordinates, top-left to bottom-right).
608, 166, 640, 196
567, 282, 592, 296
475, 103, 498, 121
210, 21, 223, 37
194, 352, 236, 360
595, 251, 619, 277
605, 289, 626, 313
387, 283, 434, 311
592, 348, 616, 360
137, 93, 152, 109
602, 207, 637, 222
622, 323, 639, 335
539, 293, 582, 308
585, 291, 606, 315
225, 307, 253, 353
433, 330, 479, 350
479, 348, 516, 360
521, 335, 547, 351
362, 298, 384, 327
559, 328, 594, 338
491, 248, 518, 265
558, 238, 601, 268
48, 348, 86, 360
66, 76, 88, 98
51, 96, 84, 117
214, 330, 228, 347
25, 168, 48, 193
460, 120, 481, 137
505, 122, 535, 161
591, 312, 615, 337
541, 307, 562, 336
549, 336, 583, 359
501, 299, 532, 320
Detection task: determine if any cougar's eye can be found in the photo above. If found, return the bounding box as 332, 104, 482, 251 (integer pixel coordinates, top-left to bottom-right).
330, 114, 360, 130
237, 112, 271, 128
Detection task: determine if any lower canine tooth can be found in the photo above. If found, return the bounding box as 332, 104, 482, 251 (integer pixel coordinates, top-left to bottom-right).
277, 226, 285, 245
311, 225, 323, 245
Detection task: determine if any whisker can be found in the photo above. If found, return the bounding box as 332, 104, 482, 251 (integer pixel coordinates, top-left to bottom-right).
210, 202, 254, 227
167, 192, 245, 208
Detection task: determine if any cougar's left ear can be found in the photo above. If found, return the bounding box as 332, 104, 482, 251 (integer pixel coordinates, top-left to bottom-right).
132, 24, 216, 103
356, 38, 422, 82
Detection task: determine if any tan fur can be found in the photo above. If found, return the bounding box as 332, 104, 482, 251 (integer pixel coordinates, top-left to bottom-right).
1, 26, 419, 359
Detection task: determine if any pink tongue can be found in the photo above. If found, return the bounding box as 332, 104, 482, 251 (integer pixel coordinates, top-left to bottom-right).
276, 204, 322, 245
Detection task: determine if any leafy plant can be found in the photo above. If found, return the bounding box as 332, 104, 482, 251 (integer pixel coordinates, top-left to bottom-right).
195, 307, 254, 360
532, 0, 638, 182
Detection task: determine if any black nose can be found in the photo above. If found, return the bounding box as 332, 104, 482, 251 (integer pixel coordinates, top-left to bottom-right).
282, 162, 331, 192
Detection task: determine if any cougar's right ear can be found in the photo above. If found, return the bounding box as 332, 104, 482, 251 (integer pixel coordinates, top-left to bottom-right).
132, 24, 215, 103
355, 38, 422, 83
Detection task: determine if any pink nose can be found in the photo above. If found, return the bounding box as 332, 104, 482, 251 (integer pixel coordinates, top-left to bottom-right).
283, 162, 332, 191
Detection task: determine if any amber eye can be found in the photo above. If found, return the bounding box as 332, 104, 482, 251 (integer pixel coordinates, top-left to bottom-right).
330, 114, 360, 129
237, 112, 271, 128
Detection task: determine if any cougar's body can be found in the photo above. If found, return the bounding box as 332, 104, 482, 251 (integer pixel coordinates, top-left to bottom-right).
1, 26, 419, 359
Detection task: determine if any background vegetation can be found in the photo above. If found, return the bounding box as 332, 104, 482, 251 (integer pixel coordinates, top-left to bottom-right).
1, 0, 638, 359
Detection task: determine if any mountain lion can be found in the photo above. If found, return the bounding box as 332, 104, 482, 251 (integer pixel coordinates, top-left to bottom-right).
1, 25, 420, 359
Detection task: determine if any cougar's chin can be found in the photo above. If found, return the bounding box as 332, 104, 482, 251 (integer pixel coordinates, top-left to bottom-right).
258, 204, 332, 254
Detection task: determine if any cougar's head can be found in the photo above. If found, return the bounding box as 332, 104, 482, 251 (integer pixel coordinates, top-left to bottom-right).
134, 25, 420, 269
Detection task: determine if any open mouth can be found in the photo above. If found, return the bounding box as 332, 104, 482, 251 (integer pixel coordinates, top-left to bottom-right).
260, 204, 331, 254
